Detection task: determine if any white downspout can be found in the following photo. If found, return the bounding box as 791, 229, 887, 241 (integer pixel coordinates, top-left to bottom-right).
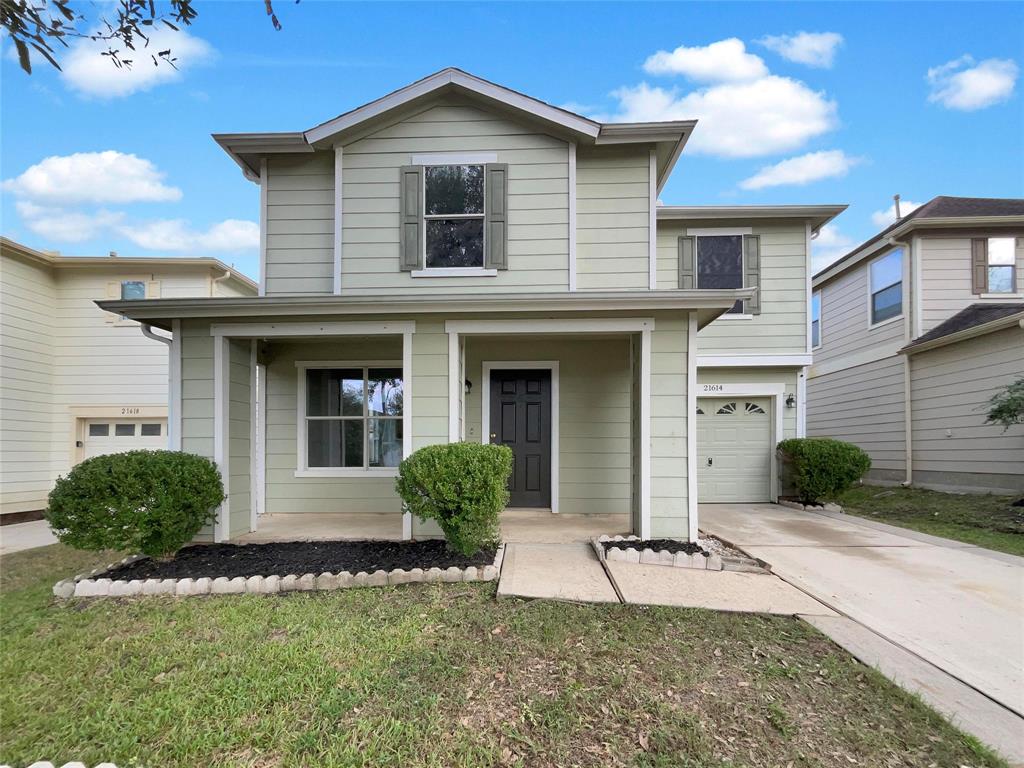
888, 235, 914, 487
211, 269, 232, 297
141, 324, 177, 451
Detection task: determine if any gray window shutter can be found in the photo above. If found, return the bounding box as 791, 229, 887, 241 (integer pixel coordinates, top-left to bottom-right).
971, 238, 988, 294
484, 163, 508, 270
399, 165, 423, 271
743, 234, 761, 315
678, 236, 695, 288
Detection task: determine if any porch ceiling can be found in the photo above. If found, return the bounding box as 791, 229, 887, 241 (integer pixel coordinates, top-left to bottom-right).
98, 288, 754, 332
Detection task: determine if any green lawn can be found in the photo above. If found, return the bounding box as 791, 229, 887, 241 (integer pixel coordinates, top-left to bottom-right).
1, 545, 1007, 768
835, 484, 1024, 556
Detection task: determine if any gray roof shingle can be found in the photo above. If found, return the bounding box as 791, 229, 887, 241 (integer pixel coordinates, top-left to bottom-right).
904, 302, 1024, 350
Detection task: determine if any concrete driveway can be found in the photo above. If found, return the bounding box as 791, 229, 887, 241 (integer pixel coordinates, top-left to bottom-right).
700, 503, 1024, 718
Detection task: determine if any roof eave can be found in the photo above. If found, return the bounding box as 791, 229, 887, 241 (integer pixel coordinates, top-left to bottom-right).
900, 312, 1024, 355
658, 205, 847, 232
213, 133, 312, 183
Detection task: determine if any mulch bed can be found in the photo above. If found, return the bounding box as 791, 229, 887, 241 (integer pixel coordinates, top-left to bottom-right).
99, 540, 497, 581
602, 539, 706, 556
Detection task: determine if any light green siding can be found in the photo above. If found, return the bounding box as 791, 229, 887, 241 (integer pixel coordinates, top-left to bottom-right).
660, 219, 809, 355
228, 338, 252, 537
409, 319, 448, 537
576, 146, 650, 290
264, 152, 335, 296
649, 312, 689, 537
264, 336, 404, 515
180, 319, 215, 541
340, 99, 570, 295
463, 336, 633, 516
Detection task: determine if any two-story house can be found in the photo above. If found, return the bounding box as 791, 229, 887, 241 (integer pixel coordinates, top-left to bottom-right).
103, 68, 843, 544
0, 237, 257, 523
807, 197, 1024, 494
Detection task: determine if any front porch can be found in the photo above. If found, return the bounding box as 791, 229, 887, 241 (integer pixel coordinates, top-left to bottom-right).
233, 509, 631, 545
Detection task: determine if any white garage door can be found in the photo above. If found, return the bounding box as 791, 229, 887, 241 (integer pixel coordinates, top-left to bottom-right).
697, 398, 771, 502
82, 419, 167, 459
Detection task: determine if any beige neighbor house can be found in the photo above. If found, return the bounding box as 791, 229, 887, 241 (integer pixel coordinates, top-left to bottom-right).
0, 237, 257, 522
807, 197, 1024, 494
102, 68, 844, 544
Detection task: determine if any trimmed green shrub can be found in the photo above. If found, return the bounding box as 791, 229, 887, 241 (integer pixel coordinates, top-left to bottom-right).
395, 442, 513, 556
46, 450, 224, 559
777, 438, 871, 505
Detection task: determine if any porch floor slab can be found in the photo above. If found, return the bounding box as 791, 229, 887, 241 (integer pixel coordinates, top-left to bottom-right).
500, 510, 631, 543
607, 561, 837, 617
497, 543, 619, 603
234, 513, 402, 543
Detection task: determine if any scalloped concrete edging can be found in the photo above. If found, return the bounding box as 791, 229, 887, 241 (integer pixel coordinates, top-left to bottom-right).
778, 499, 843, 514
53, 545, 505, 599
591, 535, 723, 571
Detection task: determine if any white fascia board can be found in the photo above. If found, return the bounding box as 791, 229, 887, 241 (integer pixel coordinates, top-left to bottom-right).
305, 69, 600, 146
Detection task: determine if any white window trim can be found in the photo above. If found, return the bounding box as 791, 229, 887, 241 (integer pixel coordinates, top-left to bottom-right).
294, 360, 404, 478
866, 248, 904, 329
480, 361, 560, 514
691, 232, 747, 314
980, 292, 1024, 299
811, 289, 822, 350
686, 227, 753, 237
419, 160, 490, 274
411, 152, 498, 166
983, 236, 1018, 295
411, 267, 497, 278
716, 314, 754, 321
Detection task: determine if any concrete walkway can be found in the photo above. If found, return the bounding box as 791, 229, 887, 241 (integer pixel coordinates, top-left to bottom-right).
700, 503, 1024, 750
0, 520, 58, 556
497, 543, 619, 602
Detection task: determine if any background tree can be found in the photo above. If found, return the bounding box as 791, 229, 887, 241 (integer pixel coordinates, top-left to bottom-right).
1, 0, 286, 75
985, 377, 1024, 432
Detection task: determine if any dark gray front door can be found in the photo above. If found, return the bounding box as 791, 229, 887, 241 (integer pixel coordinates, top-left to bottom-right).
489, 369, 552, 508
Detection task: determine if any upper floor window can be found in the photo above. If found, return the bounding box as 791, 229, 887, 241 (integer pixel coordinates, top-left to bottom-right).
425, 165, 485, 269
869, 249, 902, 326
811, 291, 822, 348
986, 237, 1016, 293
696, 235, 744, 314
120, 280, 146, 300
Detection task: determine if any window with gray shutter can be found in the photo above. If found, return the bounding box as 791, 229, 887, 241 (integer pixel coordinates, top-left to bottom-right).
678, 236, 695, 288
971, 238, 988, 294
743, 234, 761, 315
484, 163, 508, 270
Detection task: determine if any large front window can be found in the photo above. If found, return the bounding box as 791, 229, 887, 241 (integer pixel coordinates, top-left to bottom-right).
869, 249, 903, 325
987, 237, 1016, 293
303, 366, 403, 470
425, 164, 484, 268
696, 235, 743, 314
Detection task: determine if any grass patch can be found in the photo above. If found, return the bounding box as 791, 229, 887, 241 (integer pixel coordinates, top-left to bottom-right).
835, 484, 1024, 556
1, 544, 1008, 767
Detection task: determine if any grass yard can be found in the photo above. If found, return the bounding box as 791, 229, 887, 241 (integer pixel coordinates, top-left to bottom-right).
835, 484, 1024, 556
1, 545, 1007, 768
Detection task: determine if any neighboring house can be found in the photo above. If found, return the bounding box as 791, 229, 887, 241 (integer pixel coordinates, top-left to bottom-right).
0, 237, 257, 522
807, 197, 1024, 494
102, 68, 843, 544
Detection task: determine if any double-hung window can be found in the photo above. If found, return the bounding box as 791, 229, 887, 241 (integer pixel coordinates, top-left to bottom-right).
424, 165, 485, 269
302, 366, 403, 472
869, 249, 903, 325
696, 235, 745, 314
811, 291, 822, 348
986, 237, 1016, 293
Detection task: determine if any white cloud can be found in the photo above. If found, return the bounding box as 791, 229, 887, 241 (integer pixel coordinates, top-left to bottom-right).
871, 199, 924, 228
643, 38, 768, 82
739, 150, 861, 190
3, 151, 181, 205
606, 75, 837, 158
120, 218, 260, 252
758, 32, 844, 68
60, 28, 214, 99
16, 201, 125, 243
812, 224, 856, 273
927, 56, 1018, 110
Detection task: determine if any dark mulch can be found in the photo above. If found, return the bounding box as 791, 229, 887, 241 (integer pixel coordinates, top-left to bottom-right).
602, 539, 706, 556
99, 540, 497, 581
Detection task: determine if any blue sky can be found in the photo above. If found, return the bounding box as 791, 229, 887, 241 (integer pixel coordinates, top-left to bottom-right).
3, 1, 1022, 279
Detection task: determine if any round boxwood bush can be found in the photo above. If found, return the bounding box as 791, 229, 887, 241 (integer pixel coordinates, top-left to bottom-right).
395, 442, 513, 556
777, 438, 871, 505
46, 450, 225, 559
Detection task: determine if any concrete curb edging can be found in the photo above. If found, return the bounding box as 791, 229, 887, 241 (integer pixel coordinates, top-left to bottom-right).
53, 545, 506, 599
591, 535, 724, 571
778, 499, 843, 514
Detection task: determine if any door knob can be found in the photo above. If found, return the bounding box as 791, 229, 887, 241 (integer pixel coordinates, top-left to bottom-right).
489, 433, 497, 439
707, 457, 713, 466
